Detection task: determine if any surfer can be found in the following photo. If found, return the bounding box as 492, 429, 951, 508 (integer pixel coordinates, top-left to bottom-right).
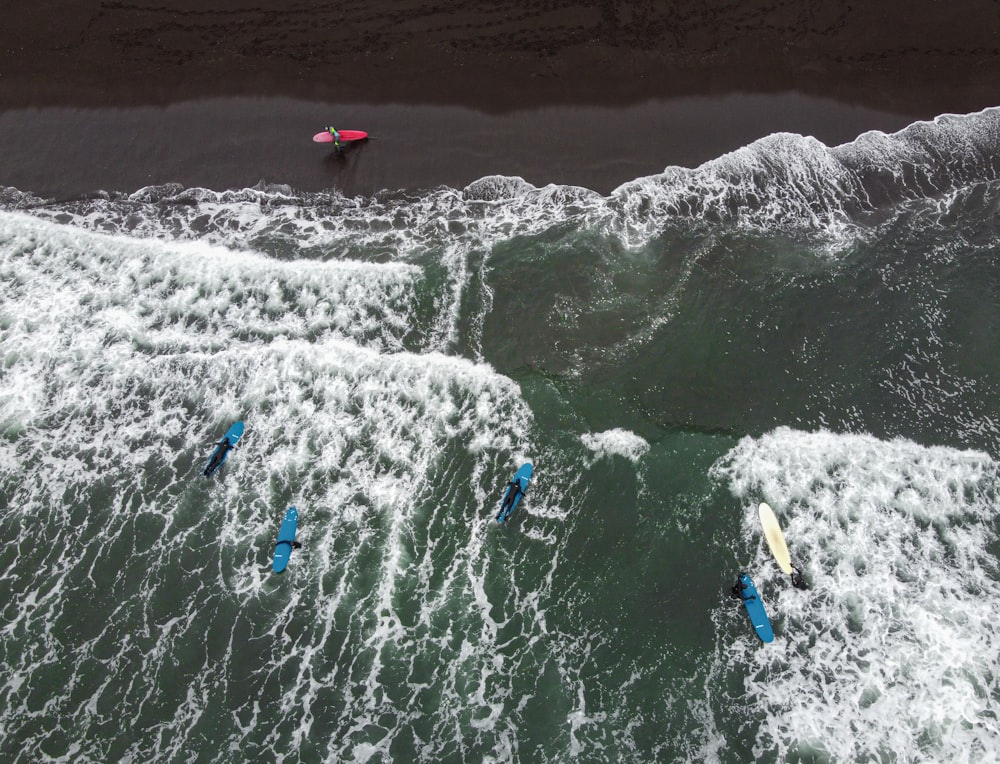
499, 481, 523, 516
203, 437, 232, 476
729, 574, 753, 601
790, 564, 808, 590
326, 126, 342, 154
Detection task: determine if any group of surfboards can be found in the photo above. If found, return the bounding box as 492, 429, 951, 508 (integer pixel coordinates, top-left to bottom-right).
203, 421, 304, 572
199, 126, 789, 639
207, 418, 795, 649
203, 422, 534, 574
206, 418, 795, 644
485, 459, 805, 645
730, 502, 808, 643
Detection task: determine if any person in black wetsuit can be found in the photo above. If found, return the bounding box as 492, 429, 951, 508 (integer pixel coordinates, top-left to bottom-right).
729, 573, 753, 601
500, 480, 523, 516
790, 564, 808, 590
203, 436, 233, 476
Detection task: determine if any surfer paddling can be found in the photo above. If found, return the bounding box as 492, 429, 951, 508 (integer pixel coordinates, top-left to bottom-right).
499, 480, 523, 515
203, 422, 244, 477
729, 574, 754, 601
495, 464, 533, 523
203, 437, 234, 476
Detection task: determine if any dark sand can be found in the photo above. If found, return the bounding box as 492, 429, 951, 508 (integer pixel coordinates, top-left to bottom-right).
2, 1, 998, 197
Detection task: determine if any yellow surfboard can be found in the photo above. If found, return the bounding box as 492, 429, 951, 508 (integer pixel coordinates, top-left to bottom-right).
758, 502, 792, 574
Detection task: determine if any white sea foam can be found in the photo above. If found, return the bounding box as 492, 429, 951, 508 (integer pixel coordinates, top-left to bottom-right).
4, 109, 1000, 262
610, 107, 1000, 245
0, 210, 616, 763
710, 427, 1000, 763
580, 429, 650, 463
3, 107, 1000, 762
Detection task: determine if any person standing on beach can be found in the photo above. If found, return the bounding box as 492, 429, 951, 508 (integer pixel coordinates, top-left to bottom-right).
327, 126, 342, 153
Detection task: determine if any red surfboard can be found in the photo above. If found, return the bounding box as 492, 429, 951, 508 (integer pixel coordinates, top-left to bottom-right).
313, 130, 369, 144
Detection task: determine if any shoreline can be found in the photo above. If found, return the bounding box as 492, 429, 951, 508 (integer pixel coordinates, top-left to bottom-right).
2, 2, 999, 197
0, 94, 934, 199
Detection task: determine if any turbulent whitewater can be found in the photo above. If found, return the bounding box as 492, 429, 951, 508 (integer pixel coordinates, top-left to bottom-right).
2, 108, 1000, 763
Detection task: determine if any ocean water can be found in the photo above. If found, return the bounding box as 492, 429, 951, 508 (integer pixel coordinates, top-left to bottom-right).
2, 108, 1000, 763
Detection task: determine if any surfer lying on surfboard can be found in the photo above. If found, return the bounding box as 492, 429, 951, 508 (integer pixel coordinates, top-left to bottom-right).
203, 437, 234, 476
729, 576, 753, 601
729, 572, 775, 642
498, 480, 524, 516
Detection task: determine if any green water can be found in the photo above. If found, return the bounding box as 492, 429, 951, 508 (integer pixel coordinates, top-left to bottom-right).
3, 126, 1000, 762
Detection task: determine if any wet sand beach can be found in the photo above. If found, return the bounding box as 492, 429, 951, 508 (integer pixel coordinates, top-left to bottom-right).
2, 1, 998, 197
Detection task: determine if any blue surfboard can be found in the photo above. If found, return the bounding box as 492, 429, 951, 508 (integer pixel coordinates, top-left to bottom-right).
203, 421, 244, 477
496, 463, 533, 523
735, 572, 775, 643
273, 506, 299, 573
